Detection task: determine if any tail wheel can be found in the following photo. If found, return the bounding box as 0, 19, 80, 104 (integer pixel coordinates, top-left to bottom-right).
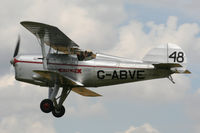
40, 99, 54, 113
52, 106, 65, 118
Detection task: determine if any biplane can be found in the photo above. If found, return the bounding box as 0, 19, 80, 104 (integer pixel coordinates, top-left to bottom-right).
10, 21, 190, 117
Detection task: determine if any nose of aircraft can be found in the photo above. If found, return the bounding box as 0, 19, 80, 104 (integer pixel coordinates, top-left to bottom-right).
10, 58, 17, 66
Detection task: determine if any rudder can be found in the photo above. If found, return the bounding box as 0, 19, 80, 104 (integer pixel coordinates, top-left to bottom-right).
142, 43, 187, 65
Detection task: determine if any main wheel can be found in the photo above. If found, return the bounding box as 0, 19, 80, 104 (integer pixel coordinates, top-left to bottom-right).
40, 99, 54, 113
52, 106, 65, 118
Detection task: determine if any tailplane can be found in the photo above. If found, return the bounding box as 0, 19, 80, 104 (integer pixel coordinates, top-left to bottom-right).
143, 43, 190, 74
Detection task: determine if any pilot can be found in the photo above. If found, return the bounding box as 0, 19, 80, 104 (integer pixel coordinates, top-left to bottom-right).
77, 51, 85, 61
85, 51, 88, 57
85, 50, 92, 59
77, 50, 96, 61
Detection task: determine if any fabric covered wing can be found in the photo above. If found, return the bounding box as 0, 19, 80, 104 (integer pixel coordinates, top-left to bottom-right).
20, 21, 79, 52
33, 70, 101, 97
33, 70, 79, 86
72, 87, 102, 97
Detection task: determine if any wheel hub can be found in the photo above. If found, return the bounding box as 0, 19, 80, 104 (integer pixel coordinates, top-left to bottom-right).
43, 103, 50, 110
40, 99, 53, 113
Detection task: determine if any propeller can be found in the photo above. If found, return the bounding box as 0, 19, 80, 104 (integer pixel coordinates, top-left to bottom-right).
10, 36, 20, 65
13, 36, 20, 57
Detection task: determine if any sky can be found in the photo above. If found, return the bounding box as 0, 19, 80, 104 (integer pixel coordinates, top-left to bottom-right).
0, 0, 200, 133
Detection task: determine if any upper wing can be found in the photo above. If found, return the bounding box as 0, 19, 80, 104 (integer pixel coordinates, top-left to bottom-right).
33, 70, 102, 97
20, 21, 79, 53
21, 21, 96, 60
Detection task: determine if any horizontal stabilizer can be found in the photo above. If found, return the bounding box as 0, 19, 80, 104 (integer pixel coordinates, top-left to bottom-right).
170, 68, 191, 74
175, 69, 191, 74
153, 63, 182, 69
153, 63, 191, 74
72, 87, 102, 97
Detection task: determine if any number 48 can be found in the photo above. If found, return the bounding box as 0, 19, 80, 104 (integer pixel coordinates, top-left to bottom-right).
169, 51, 184, 63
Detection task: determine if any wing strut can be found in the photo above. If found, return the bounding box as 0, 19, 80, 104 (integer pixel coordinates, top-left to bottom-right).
36, 34, 47, 70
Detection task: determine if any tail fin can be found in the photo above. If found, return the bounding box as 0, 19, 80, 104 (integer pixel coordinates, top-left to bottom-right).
143, 43, 190, 74
143, 43, 186, 64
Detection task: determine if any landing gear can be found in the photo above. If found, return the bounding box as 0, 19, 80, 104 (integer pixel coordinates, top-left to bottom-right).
40, 99, 54, 113
52, 105, 65, 118
40, 86, 71, 118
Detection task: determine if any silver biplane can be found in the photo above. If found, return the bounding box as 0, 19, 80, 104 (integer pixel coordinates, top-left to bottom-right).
10, 21, 190, 117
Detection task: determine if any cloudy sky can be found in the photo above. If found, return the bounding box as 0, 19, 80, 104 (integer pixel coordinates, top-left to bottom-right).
1, 0, 200, 133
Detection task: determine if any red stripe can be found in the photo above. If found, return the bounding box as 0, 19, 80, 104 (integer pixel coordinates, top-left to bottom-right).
14, 59, 43, 64
15, 59, 146, 69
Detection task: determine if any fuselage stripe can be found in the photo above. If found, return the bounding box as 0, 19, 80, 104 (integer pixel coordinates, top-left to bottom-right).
14, 59, 150, 69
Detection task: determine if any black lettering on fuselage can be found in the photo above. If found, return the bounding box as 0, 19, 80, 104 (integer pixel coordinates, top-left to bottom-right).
129, 70, 136, 79
97, 70, 105, 79
97, 70, 145, 80
137, 70, 145, 79
120, 70, 127, 79
112, 70, 119, 79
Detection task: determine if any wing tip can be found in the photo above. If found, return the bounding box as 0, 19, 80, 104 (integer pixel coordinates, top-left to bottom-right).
88, 94, 102, 97
20, 21, 54, 28
20, 21, 33, 26
72, 87, 102, 97
184, 70, 191, 74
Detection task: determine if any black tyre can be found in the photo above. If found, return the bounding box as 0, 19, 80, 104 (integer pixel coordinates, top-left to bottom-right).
40, 99, 54, 113
52, 106, 65, 118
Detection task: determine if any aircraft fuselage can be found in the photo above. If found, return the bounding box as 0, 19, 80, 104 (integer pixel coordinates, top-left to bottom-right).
14, 53, 172, 87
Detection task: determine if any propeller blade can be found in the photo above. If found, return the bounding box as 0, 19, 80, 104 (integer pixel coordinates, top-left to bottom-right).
13, 36, 20, 57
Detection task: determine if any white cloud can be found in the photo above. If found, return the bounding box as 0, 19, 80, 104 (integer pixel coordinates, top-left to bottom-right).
110, 16, 200, 62
67, 94, 107, 118
16, 0, 126, 52
99, 75, 190, 104
0, 74, 15, 88
0, 115, 56, 133
117, 123, 160, 133
184, 88, 200, 133
0, 73, 56, 133
0, 69, 105, 132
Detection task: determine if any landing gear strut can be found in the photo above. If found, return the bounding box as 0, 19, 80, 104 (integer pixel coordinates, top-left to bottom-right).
40, 86, 71, 118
